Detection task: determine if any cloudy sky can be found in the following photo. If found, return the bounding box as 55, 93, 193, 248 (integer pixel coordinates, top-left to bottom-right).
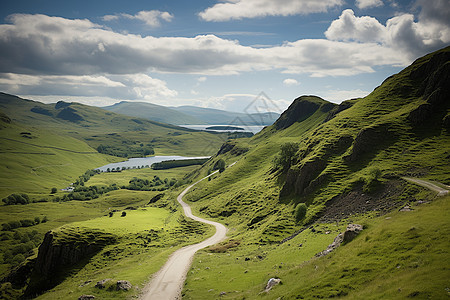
0, 0, 449, 113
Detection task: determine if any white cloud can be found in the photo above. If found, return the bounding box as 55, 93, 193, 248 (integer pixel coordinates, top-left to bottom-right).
325, 9, 386, 43
283, 78, 300, 86
0, 14, 409, 79
197, 76, 207, 82
0, 73, 177, 101
199, 0, 343, 21
355, 0, 383, 9
325, 8, 450, 60
321, 89, 370, 103
102, 10, 173, 27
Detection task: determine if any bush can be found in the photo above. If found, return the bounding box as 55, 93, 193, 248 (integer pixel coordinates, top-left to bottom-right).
51, 187, 57, 194
274, 143, 299, 171
2, 193, 30, 205
294, 203, 307, 223
213, 159, 226, 173
121, 212, 127, 217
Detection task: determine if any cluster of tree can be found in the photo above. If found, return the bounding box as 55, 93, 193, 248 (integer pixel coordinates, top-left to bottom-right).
123, 176, 176, 191
96, 143, 154, 158
1, 230, 42, 266
152, 158, 209, 170
73, 169, 101, 187
54, 185, 119, 202
2, 216, 47, 231
2, 193, 30, 205
105, 165, 150, 172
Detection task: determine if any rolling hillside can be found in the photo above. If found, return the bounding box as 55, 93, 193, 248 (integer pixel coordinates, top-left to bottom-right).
0, 94, 231, 196
179, 46, 450, 298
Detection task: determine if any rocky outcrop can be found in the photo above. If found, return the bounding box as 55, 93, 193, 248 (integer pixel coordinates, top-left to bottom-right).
345, 124, 394, 162
281, 157, 326, 196
408, 49, 450, 126
324, 100, 355, 122
78, 295, 95, 300
217, 141, 248, 156
316, 224, 363, 257
116, 280, 132, 291
25, 228, 116, 296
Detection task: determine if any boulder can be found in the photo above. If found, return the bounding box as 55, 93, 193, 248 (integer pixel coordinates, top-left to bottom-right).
78, 295, 95, 300
116, 280, 132, 291
95, 279, 111, 289
342, 224, 363, 243
264, 278, 281, 292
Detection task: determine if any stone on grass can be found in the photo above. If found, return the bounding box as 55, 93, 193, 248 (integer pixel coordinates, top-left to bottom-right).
265, 278, 281, 292
95, 279, 111, 289
116, 280, 132, 291
78, 295, 95, 300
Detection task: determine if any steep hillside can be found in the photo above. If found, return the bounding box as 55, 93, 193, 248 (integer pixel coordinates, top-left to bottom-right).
102, 101, 204, 125
179, 46, 450, 298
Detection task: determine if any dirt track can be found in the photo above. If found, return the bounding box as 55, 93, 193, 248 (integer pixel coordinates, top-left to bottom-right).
141, 170, 227, 300
402, 177, 449, 196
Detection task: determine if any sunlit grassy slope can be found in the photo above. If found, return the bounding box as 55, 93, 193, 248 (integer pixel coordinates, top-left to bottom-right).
180, 47, 450, 298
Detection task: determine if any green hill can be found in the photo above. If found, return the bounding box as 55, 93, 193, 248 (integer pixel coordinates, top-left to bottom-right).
179, 46, 450, 298
102, 101, 205, 125
0, 94, 231, 197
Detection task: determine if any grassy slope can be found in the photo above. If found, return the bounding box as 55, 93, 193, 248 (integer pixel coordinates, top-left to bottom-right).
180, 47, 450, 298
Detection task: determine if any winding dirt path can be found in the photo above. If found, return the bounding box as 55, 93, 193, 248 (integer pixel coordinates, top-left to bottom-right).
402, 177, 449, 196
141, 170, 227, 300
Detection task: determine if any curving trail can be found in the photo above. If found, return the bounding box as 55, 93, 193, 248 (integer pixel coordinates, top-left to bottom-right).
402, 177, 449, 196
141, 170, 227, 300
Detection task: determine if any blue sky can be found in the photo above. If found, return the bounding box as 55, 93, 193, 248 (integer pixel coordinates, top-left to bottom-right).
0, 0, 448, 113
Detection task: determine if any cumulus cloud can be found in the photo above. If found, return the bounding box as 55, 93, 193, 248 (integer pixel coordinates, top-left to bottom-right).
283, 78, 300, 86
355, 0, 383, 9
0, 73, 177, 100
325, 7, 450, 60
102, 10, 173, 27
199, 0, 343, 21
0, 13, 408, 79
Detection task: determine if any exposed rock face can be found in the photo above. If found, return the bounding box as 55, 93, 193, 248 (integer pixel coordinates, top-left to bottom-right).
324, 100, 355, 122
281, 157, 326, 196
95, 278, 111, 289
408, 49, 450, 126
26, 229, 116, 296
217, 141, 248, 156
316, 224, 363, 257
345, 124, 394, 162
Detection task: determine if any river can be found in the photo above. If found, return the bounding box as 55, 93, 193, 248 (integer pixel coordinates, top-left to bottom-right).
96, 155, 210, 172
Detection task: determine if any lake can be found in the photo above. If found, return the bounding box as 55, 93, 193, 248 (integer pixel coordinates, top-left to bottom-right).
96, 155, 210, 172
180, 124, 266, 134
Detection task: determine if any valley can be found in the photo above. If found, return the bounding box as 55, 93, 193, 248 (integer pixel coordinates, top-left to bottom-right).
0, 46, 449, 300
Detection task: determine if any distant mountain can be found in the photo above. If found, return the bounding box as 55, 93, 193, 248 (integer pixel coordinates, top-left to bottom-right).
102, 101, 279, 126
102, 101, 204, 125
172, 105, 280, 126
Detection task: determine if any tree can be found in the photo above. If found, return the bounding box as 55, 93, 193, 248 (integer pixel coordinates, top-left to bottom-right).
214, 159, 226, 173
294, 203, 307, 223
51, 187, 57, 194
121, 211, 127, 217
274, 143, 299, 171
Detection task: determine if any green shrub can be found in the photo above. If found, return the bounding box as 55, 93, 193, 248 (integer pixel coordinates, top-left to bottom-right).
274, 143, 299, 171
294, 203, 307, 223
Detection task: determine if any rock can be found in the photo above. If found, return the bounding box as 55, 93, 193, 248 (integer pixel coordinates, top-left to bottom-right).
342, 224, 363, 243
399, 205, 414, 212
219, 291, 227, 296
245, 257, 250, 261
95, 279, 111, 289
116, 280, 132, 291
264, 278, 281, 292
316, 224, 363, 257
78, 296, 95, 300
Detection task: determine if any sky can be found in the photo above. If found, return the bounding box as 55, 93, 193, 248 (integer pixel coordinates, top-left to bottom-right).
0, 0, 449, 114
